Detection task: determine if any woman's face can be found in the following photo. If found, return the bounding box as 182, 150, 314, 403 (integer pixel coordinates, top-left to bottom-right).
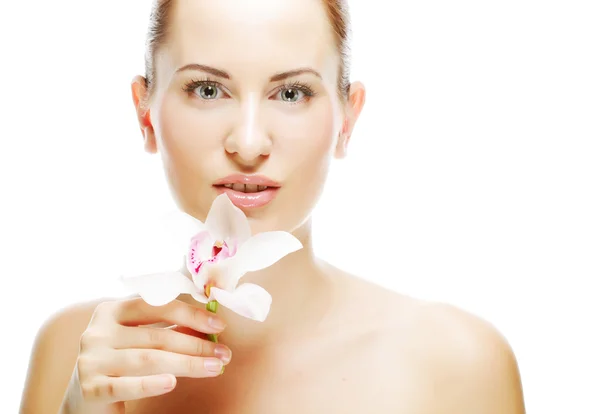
132, 0, 365, 234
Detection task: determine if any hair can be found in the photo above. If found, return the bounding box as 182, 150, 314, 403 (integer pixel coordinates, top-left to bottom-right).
143, 0, 351, 104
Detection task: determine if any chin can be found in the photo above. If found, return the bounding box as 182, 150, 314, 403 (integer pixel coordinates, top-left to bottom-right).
178, 184, 316, 238
243, 201, 315, 240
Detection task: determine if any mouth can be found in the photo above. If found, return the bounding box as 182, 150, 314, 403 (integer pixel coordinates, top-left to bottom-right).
218, 183, 272, 193
213, 175, 281, 209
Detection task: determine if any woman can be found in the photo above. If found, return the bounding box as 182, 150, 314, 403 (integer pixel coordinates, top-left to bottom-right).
20, 0, 526, 413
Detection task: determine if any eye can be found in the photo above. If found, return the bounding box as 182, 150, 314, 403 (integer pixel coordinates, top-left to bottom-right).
182, 79, 227, 101
197, 84, 220, 100
280, 88, 304, 103
274, 82, 316, 104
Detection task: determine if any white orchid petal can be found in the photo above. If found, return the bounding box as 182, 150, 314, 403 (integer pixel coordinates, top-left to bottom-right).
229, 231, 303, 278
191, 291, 209, 304
205, 194, 251, 242
211, 284, 272, 322
192, 266, 208, 289
120, 271, 197, 307
195, 259, 242, 293
198, 233, 215, 261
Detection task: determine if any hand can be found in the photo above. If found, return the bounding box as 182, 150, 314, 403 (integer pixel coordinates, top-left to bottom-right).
60, 298, 230, 414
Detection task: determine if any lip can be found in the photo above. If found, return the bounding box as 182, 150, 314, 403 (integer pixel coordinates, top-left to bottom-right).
213, 174, 281, 187
213, 174, 281, 209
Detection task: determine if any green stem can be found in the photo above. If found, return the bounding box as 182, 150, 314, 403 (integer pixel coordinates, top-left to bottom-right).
206, 300, 219, 342
205, 300, 225, 374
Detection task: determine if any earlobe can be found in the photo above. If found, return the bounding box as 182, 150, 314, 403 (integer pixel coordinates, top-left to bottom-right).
142, 126, 157, 154
334, 120, 349, 159
334, 82, 366, 159
131, 76, 157, 154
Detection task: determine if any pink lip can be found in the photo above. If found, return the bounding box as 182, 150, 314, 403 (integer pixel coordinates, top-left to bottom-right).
213, 174, 281, 187
215, 187, 279, 209
213, 174, 281, 209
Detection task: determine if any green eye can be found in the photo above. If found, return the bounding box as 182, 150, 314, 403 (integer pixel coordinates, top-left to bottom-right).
280, 88, 303, 102
276, 82, 316, 103
183, 79, 224, 100
198, 85, 219, 99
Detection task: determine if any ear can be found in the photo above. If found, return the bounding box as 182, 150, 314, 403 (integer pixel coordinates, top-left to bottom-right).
335, 81, 366, 159
131, 75, 157, 154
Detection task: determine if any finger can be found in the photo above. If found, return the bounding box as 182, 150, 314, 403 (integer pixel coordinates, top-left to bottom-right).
170, 325, 210, 340
114, 298, 226, 334
98, 348, 224, 378
81, 374, 176, 403
113, 326, 231, 363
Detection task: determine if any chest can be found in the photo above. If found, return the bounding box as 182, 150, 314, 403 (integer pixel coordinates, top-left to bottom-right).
125, 335, 415, 413
126, 369, 400, 413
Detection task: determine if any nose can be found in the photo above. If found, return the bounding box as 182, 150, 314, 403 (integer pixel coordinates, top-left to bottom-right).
224, 96, 272, 165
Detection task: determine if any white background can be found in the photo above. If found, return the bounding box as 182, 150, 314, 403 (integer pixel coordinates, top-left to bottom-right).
1, 0, 599, 412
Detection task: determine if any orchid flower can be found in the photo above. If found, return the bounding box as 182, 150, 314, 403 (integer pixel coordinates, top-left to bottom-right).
120, 194, 303, 322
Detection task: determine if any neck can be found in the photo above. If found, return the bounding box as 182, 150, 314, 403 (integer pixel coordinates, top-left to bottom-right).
225, 219, 334, 343
179, 218, 336, 345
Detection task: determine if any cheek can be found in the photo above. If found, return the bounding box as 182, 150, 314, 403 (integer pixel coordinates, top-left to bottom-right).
156, 97, 226, 175
272, 100, 337, 168
269, 99, 338, 221
153, 94, 231, 214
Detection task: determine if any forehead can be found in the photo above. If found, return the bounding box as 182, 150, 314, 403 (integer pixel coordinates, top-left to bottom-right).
163, 0, 337, 78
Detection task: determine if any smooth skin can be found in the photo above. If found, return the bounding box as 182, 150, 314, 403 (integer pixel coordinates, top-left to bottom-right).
20, 0, 526, 413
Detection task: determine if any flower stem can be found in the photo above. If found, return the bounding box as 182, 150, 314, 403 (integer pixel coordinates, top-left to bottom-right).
205, 300, 219, 343
205, 300, 225, 374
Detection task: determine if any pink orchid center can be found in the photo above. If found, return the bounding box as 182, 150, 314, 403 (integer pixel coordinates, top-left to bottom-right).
212, 240, 224, 257
188, 232, 239, 296
190, 239, 230, 273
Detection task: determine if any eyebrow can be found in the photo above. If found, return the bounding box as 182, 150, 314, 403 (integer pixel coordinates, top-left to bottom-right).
176, 63, 230, 79
270, 68, 322, 82
175, 64, 322, 82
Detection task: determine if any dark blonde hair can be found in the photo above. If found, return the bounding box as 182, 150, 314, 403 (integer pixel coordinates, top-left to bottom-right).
143, 0, 351, 101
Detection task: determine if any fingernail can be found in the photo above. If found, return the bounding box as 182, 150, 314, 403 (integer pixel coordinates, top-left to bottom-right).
159, 375, 176, 390
208, 316, 226, 330
214, 344, 232, 363
204, 358, 224, 373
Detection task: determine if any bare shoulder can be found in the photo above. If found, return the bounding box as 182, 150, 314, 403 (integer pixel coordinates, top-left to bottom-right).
387, 294, 526, 413
19, 298, 107, 414
334, 273, 525, 413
